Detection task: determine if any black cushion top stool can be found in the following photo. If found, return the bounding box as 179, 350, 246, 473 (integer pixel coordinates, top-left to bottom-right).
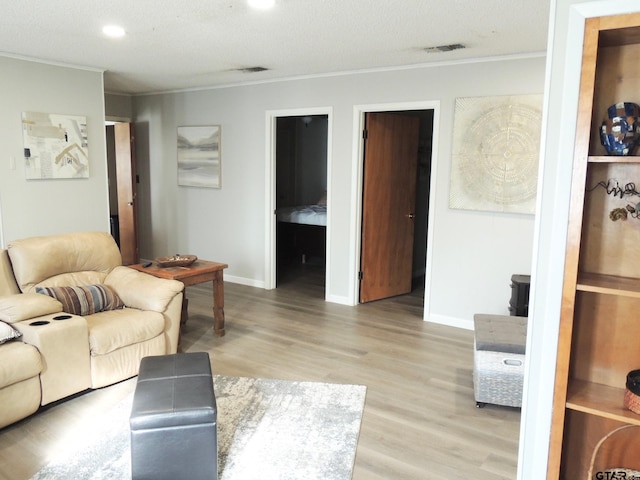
130, 352, 217, 480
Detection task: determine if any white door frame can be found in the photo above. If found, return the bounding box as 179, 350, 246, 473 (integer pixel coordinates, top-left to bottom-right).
351, 101, 440, 319
264, 107, 333, 294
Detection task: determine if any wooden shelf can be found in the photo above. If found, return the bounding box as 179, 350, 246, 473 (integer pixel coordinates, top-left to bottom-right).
599, 14, 640, 45
566, 379, 640, 426
577, 272, 640, 297
588, 155, 640, 163
549, 12, 640, 480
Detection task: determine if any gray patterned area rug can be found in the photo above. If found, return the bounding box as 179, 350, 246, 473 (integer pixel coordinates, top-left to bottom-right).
31, 375, 367, 480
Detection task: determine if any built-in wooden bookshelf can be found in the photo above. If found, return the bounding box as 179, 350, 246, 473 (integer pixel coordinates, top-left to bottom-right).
547, 12, 640, 480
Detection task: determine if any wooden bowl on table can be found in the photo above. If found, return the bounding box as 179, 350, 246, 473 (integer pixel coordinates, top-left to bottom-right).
154, 255, 197, 268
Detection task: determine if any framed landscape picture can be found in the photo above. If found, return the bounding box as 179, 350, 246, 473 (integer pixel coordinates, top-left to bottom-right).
177, 125, 221, 188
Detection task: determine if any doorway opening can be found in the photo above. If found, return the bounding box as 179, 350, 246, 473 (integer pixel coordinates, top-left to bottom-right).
106, 124, 120, 246
356, 107, 436, 309
274, 114, 329, 294
105, 120, 139, 265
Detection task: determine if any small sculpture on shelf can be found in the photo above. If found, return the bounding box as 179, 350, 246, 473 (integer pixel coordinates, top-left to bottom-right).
600, 102, 640, 155
588, 179, 640, 221
609, 207, 629, 221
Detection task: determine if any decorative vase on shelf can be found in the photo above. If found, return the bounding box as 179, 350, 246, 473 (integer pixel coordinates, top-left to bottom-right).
600, 102, 640, 155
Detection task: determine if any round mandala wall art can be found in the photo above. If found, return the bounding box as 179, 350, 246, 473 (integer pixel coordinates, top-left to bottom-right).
449, 95, 543, 214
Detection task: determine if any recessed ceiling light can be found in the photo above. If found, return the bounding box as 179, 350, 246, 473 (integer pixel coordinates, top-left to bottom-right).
248, 0, 275, 10
103, 25, 126, 38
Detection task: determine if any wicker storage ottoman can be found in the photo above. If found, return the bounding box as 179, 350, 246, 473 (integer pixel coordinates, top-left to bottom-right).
473, 314, 527, 408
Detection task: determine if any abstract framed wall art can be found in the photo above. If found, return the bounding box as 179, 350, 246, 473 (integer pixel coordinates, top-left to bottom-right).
21, 111, 89, 179
449, 94, 543, 214
177, 125, 221, 188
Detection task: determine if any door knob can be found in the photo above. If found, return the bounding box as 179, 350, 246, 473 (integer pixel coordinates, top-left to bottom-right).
406, 213, 415, 219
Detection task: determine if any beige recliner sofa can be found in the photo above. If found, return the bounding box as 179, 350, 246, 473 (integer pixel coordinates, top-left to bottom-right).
0, 249, 43, 428
0, 231, 184, 429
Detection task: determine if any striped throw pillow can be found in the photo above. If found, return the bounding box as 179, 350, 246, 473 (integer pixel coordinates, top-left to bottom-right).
35, 285, 125, 316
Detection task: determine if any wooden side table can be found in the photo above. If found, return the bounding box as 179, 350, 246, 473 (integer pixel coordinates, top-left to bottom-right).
129, 260, 228, 336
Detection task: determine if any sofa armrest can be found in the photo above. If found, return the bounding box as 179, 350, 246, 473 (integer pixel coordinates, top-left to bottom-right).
104, 266, 184, 313
0, 293, 63, 324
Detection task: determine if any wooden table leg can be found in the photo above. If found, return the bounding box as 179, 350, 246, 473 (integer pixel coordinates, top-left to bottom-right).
212, 271, 225, 336
176, 296, 188, 349
181, 297, 189, 326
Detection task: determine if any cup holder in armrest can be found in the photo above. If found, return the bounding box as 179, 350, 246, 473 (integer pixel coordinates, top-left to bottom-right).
53, 315, 72, 321
30, 320, 50, 326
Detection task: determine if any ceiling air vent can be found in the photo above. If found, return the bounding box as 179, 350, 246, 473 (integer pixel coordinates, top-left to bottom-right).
424, 43, 466, 53
237, 66, 269, 73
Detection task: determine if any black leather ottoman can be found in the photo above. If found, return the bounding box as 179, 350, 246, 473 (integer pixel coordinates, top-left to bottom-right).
130, 352, 217, 480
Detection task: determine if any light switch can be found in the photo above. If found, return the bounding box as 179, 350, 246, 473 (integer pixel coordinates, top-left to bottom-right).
9, 156, 15, 170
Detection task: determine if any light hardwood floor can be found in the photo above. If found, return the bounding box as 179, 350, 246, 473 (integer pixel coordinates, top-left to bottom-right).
0, 264, 520, 480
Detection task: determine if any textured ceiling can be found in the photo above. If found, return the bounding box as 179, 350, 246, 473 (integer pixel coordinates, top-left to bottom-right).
0, 0, 550, 95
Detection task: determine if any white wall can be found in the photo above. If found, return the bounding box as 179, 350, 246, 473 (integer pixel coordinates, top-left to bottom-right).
0, 56, 109, 245
518, 1, 640, 478
131, 55, 546, 327
104, 92, 133, 120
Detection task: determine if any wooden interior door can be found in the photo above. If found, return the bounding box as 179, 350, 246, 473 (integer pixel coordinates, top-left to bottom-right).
114, 122, 139, 265
360, 112, 420, 303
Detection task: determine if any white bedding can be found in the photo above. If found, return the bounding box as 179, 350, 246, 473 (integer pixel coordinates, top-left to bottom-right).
276, 205, 327, 226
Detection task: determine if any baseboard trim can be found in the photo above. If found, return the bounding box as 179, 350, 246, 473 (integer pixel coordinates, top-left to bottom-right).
224, 275, 265, 289
324, 294, 353, 306
426, 314, 473, 331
